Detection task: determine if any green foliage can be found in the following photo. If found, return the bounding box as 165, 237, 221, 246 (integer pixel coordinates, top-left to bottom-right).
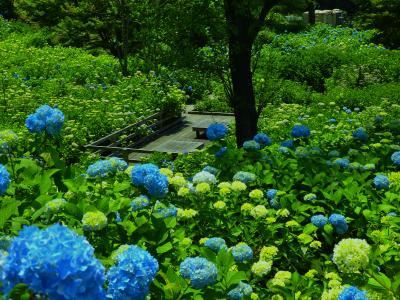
1, 93, 400, 298
354, 0, 400, 48
0, 19, 185, 162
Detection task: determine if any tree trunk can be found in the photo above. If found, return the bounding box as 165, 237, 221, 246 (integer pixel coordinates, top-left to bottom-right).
228, 38, 258, 146
224, 0, 259, 147
308, 1, 316, 25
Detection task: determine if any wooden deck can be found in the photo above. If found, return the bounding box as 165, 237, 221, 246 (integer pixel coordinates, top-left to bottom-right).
128, 107, 234, 162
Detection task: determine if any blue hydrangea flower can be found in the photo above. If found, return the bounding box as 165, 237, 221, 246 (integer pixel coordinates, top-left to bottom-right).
0, 164, 10, 195
144, 173, 169, 198
253, 133, 272, 147
25, 105, 64, 136
202, 165, 218, 175
278, 146, 290, 154
215, 146, 227, 157
227, 281, 253, 300
131, 163, 159, 185
328, 118, 337, 123
131, 195, 150, 211
374, 115, 383, 123
204, 237, 227, 253
338, 286, 369, 300
311, 215, 328, 228
329, 214, 348, 234
387, 212, 397, 217
328, 150, 340, 158
281, 140, 294, 148
269, 198, 281, 209
230, 243, 253, 263
25, 114, 45, 133
106, 245, 159, 300
334, 158, 350, 168
115, 212, 121, 223
2, 224, 105, 299
373, 175, 389, 190
206, 123, 228, 141
109, 157, 128, 172
156, 204, 177, 218
266, 189, 278, 200
291, 125, 311, 138
86, 160, 113, 178
352, 127, 368, 142
233, 171, 256, 183
180, 257, 218, 289
391, 151, 400, 165
243, 140, 260, 151
343, 107, 352, 114
45, 108, 64, 136
192, 171, 217, 184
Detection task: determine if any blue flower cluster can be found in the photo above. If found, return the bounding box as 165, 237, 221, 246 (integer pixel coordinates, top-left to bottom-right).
230, 243, 253, 263
329, 214, 348, 234
281, 139, 294, 148
391, 151, 400, 165
106, 245, 159, 300
0, 164, 10, 195
328, 150, 340, 158
131, 163, 159, 185
192, 171, 217, 184
291, 125, 311, 138
25, 105, 64, 136
343, 106, 352, 114
243, 140, 260, 151
338, 286, 369, 300
180, 257, 218, 289
86, 157, 128, 178
86, 160, 113, 178
215, 146, 227, 157
156, 203, 177, 218
334, 158, 350, 168
131, 195, 150, 211
109, 157, 128, 171
144, 173, 169, 198
266, 189, 277, 200
202, 165, 218, 175
227, 281, 253, 300
311, 214, 328, 228
266, 189, 280, 209
206, 123, 228, 141
253, 133, 272, 147
233, 171, 256, 183
328, 118, 337, 123
2, 224, 105, 299
374, 115, 383, 123
204, 237, 227, 253
373, 175, 390, 190
352, 127, 368, 142
131, 163, 169, 197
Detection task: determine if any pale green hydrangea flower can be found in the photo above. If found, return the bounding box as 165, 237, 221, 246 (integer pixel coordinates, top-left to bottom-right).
333, 238, 370, 273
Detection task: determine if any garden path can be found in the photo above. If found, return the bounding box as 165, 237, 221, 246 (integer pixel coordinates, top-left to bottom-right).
128, 106, 234, 162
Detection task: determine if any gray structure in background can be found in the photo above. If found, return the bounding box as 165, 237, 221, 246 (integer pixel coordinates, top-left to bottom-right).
303, 9, 346, 26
